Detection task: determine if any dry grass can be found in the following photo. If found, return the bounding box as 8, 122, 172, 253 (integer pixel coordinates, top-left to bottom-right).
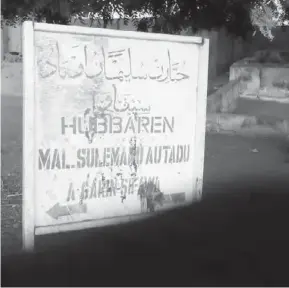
1, 172, 22, 256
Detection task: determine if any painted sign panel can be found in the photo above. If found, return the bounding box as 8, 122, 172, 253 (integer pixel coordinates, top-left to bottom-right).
22, 22, 209, 249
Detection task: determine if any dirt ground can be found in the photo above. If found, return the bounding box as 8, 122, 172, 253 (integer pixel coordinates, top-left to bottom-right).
2, 95, 289, 255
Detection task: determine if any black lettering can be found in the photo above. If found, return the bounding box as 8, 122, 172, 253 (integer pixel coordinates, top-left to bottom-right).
94, 149, 100, 167
78, 117, 85, 134
81, 174, 90, 200
77, 149, 86, 168
61, 117, 77, 135
61, 149, 67, 169
152, 117, 162, 133
99, 149, 106, 167
109, 179, 117, 196
163, 146, 171, 163
122, 179, 128, 195
86, 149, 95, 168
176, 145, 184, 163
140, 117, 149, 133
120, 149, 128, 166
38, 149, 51, 170
124, 117, 136, 133
114, 176, 123, 195
97, 180, 102, 198
104, 148, 111, 166
136, 147, 144, 165
111, 147, 120, 166
112, 117, 122, 133
96, 118, 108, 133
89, 178, 98, 199
89, 116, 97, 133
128, 178, 135, 194
163, 117, 174, 133
169, 146, 176, 163
145, 147, 153, 164
106, 181, 113, 197
154, 146, 162, 164
51, 149, 61, 170
184, 145, 190, 162
66, 182, 75, 201
147, 176, 157, 185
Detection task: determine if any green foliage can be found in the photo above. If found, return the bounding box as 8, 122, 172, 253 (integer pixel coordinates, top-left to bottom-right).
1, 0, 289, 38
131, 0, 289, 38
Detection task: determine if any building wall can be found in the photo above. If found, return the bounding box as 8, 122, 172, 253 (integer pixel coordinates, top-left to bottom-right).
1, 18, 250, 79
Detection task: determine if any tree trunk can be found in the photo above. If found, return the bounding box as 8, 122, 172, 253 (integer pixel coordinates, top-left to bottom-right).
45, 9, 54, 23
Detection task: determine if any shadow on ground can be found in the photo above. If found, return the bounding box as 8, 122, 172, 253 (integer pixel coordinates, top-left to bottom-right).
3, 183, 289, 286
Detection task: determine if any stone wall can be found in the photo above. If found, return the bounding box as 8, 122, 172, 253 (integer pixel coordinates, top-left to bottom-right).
249, 26, 289, 55
207, 78, 244, 113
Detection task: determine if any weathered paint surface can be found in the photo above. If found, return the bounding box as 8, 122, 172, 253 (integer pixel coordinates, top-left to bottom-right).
32, 28, 202, 228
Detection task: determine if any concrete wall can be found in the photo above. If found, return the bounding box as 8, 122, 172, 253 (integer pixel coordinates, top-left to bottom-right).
194, 29, 219, 81
230, 50, 289, 103
249, 26, 289, 55
1, 19, 249, 79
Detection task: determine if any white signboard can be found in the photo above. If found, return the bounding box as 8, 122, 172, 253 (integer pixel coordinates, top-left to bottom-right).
22, 21, 209, 250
